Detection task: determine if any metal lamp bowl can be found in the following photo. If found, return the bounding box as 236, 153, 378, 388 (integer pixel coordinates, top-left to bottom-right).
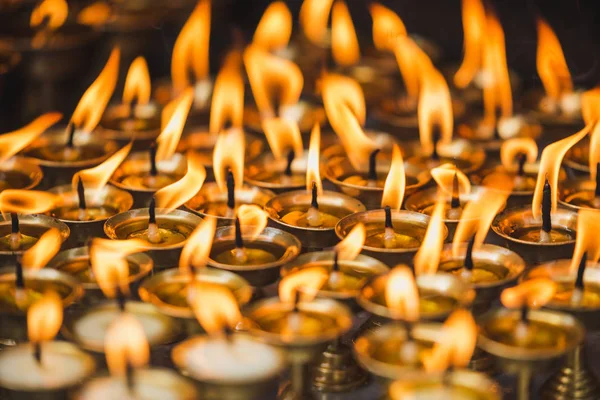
0, 156, 43, 191
0, 213, 70, 256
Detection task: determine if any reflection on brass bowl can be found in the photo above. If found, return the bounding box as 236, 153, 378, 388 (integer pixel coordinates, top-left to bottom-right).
404, 139, 486, 175
564, 137, 589, 175
0, 157, 43, 192
244, 100, 327, 135
457, 116, 542, 153
521, 88, 584, 127
559, 178, 600, 211
373, 96, 466, 130
244, 153, 307, 193
97, 103, 161, 147
0, 213, 70, 257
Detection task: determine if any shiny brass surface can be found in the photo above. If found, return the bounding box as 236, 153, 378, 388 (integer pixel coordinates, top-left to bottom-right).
0, 213, 70, 257
0, 156, 43, 191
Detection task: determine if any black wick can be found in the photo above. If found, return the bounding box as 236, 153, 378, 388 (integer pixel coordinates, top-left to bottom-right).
311, 181, 319, 209
464, 235, 475, 271
431, 130, 440, 161
292, 290, 301, 313
517, 153, 527, 177
66, 123, 76, 148
332, 250, 339, 272
33, 342, 41, 364
284, 149, 295, 177
520, 304, 529, 324
149, 197, 156, 225
11, 212, 19, 235
116, 285, 126, 312
234, 216, 244, 249
384, 206, 393, 229
227, 170, 235, 210
451, 170, 460, 209
575, 252, 588, 291
368, 149, 381, 182
15, 257, 24, 289
542, 178, 552, 233
77, 177, 87, 211
595, 164, 600, 198
149, 141, 158, 177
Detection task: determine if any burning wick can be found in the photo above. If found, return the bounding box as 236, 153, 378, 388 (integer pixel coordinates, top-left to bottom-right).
460, 236, 476, 281
306, 182, 322, 227
147, 197, 161, 244
595, 164, 600, 198
77, 177, 87, 221
14, 257, 26, 306
65, 122, 76, 148
32, 342, 42, 365
431, 130, 440, 161
149, 142, 158, 177
9, 213, 21, 251
540, 178, 552, 243
383, 206, 396, 249
572, 252, 587, 306
328, 251, 342, 290
517, 153, 527, 177
367, 149, 381, 187
125, 360, 135, 394
226, 170, 235, 218
514, 304, 530, 346
447, 169, 462, 220
282, 149, 295, 185
232, 217, 248, 263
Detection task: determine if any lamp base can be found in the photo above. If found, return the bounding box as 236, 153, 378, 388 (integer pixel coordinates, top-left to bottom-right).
541, 344, 600, 400
312, 341, 368, 392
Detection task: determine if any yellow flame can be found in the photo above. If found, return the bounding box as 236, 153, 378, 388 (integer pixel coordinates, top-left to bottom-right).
431, 163, 471, 198
306, 123, 322, 195
187, 282, 241, 335
570, 209, 600, 274
536, 18, 572, 102
393, 36, 431, 101
262, 118, 303, 160
414, 199, 446, 275
172, 0, 211, 94
123, 56, 150, 107
0, 112, 62, 163
253, 1, 292, 51
237, 205, 268, 241
71, 48, 120, 133
209, 52, 245, 134
244, 46, 304, 119
279, 266, 328, 303
27, 291, 62, 343
77, 1, 111, 26
30, 0, 68, 30
369, 3, 407, 51
299, 0, 334, 44
381, 144, 406, 211
0, 190, 58, 216
500, 138, 538, 172
385, 265, 420, 322
73, 142, 132, 191
179, 216, 217, 275
21, 228, 62, 270
501, 278, 556, 309
334, 222, 365, 261
157, 88, 194, 161
454, 0, 486, 88
590, 123, 600, 181
532, 125, 591, 218
213, 128, 245, 192
331, 1, 360, 66
105, 313, 150, 377
582, 87, 600, 125
422, 309, 477, 372
155, 151, 207, 213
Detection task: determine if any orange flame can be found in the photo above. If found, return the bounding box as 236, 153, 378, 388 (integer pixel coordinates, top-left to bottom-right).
105, 314, 150, 377
262, 118, 303, 160
30, 0, 68, 30
536, 18, 572, 102
213, 128, 245, 192
279, 266, 328, 303
385, 265, 420, 321
0, 190, 58, 216
171, 0, 211, 94
237, 205, 268, 241
73, 142, 132, 191
71, 48, 120, 133
581, 87, 600, 125
306, 123, 322, 194
500, 138, 538, 172
414, 199, 446, 275
334, 222, 365, 262
21, 228, 62, 270
299, 0, 334, 44
369, 3, 407, 52
422, 309, 477, 372
155, 151, 207, 213
253, 1, 292, 51
27, 291, 63, 343
77, 1, 111, 26
381, 144, 406, 211
209, 53, 245, 134
532, 125, 591, 218
187, 282, 241, 335
331, 1, 360, 66
570, 209, 600, 274
157, 88, 194, 161
123, 56, 150, 107
501, 278, 556, 309
0, 112, 62, 163
244, 46, 304, 119
393, 36, 431, 101
431, 163, 471, 198
179, 216, 217, 275
454, 0, 486, 88
590, 123, 600, 180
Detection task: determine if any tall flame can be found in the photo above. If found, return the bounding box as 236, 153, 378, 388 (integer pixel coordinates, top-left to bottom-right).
299, 0, 334, 44
500, 138, 538, 172
213, 128, 245, 192
73, 142, 132, 190
385, 265, 420, 322
27, 291, 63, 344
381, 144, 406, 211
279, 266, 328, 303
590, 123, 600, 180
123, 56, 151, 107
0, 112, 62, 163
532, 125, 591, 218
157, 88, 194, 161
0, 190, 58, 216
369, 3, 407, 52
209, 53, 245, 134
536, 18, 572, 102
570, 209, 600, 274
454, 0, 486, 88
187, 282, 241, 335
237, 205, 268, 241
581, 87, 600, 125
155, 151, 207, 213
105, 314, 150, 377
431, 163, 471, 198
171, 0, 211, 94
501, 278, 556, 310
331, 1, 360, 66
306, 123, 322, 195
21, 228, 62, 270
71, 48, 120, 133
334, 222, 365, 262
179, 217, 217, 275
253, 1, 292, 51
393, 36, 431, 101
262, 118, 303, 160
414, 199, 446, 275
30, 0, 68, 30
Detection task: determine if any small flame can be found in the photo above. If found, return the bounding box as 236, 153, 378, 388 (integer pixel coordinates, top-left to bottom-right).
306, 123, 322, 195
570, 209, 600, 274
331, 1, 360, 66
431, 163, 471, 198
105, 313, 150, 377
179, 217, 217, 275
0, 190, 58, 216
90, 238, 148, 298
77, 2, 111, 26
209, 52, 245, 134
279, 266, 328, 303
414, 199, 446, 275
262, 118, 303, 160
0, 112, 62, 163
21, 228, 62, 270
581, 87, 600, 125
590, 123, 600, 180
30, 0, 68, 30
27, 291, 63, 343
393, 36, 430, 101
71, 48, 120, 133
500, 138, 538, 172
237, 205, 268, 241
500, 278, 556, 310
334, 222, 365, 261
299, 0, 334, 44
423, 309, 477, 372
253, 1, 292, 51
73, 142, 132, 191
454, 0, 486, 88
187, 282, 241, 335
532, 125, 591, 218
155, 151, 207, 213
536, 18, 572, 102
381, 144, 406, 211
157, 88, 194, 161
369, 3, 406, 51
244, 46, 303, 119
171, 0, 211, 94
123, 57, 151, 107
213, 128, 245, 192
453, 175, 513, 256
385, 265, 420, 322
